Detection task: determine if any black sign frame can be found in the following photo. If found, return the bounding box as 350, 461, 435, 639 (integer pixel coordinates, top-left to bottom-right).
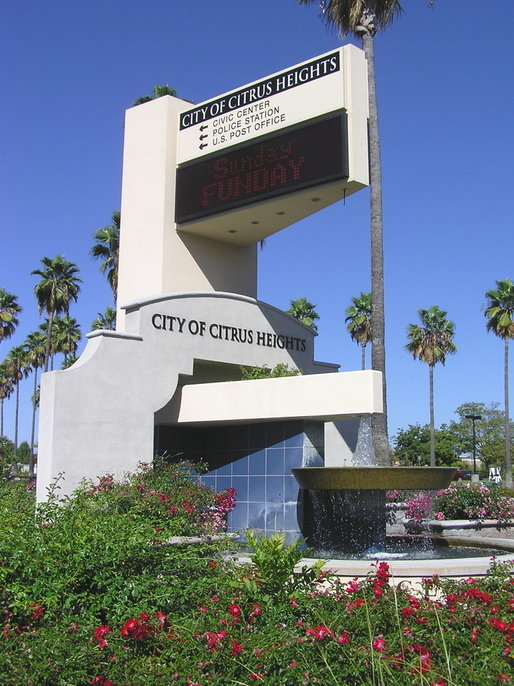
175, 113, 349, 225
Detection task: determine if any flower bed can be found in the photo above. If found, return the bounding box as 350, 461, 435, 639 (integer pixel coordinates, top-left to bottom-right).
1, 468, 514, 684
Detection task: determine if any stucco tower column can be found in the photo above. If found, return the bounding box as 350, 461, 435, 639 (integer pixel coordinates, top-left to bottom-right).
117, 96, 258, 330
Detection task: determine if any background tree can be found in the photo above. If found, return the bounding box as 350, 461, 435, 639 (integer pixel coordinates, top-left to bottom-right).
406, 305, 456, 466
91, 306, 117, 331
392, 423, 461, 467
51, 316, 82, 365
4, 345, 29, 451
298, 0, 412, 464
0, 435, 16, 480
345, 291, 372, 369
286, 296, 320, 332
91, 211, 120, 305
24, 330, 46, 477
485, 278, 514, 487
448, 401, 513, 476
32, 255, 81, 372
132, 84, 177, 106
0, 362, 13, 437
0, 288, 22, 344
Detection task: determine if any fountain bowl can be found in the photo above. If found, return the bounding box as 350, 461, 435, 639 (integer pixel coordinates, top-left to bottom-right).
292, 466, 456, 491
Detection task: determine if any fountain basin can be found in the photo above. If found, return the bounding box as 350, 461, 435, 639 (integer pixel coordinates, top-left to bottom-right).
291, 466, 457, 555
292, 466, 456, 491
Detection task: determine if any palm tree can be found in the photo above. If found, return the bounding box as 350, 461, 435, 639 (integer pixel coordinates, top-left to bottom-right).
0, 288, 22, 344
0, 362, 14, 437
51, 315, 82, 364
24, 331, 46, 477
32, 255, 81, 372
91, 211, 120, 305
298, 0, 419, 463
406, 306, 456, 466
132, 84, 177, 106
91, 306, 117, 331
4, 345, 29, 451
485, 278, 514, 488
345, 292, 372, 369
286, 297, 320, 332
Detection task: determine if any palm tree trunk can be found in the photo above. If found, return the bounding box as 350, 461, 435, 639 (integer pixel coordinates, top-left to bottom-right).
504, 338, 512, 488
429, 364, 435, 467
361, 29, 389, 465
44, 310, 54, 373
29, 367, 39, 478
361, 343, 366, 370
14, 381, 19, 451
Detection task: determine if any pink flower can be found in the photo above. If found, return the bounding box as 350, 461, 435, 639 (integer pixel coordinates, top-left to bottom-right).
228, 603, 241, 618
155, 611, 167, 626
30, 603, 45, 621
372, 635, 386, 651
91, 677, 116, 686
337, 632, 350, 645
490, 618, 508, 632
231, 640, 244, 655
306, 625, 334, 640
93, 625, 111, 648
120, 617, 153, 640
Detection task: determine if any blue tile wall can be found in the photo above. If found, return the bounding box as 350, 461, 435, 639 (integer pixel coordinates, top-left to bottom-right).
156, 420, 322, 540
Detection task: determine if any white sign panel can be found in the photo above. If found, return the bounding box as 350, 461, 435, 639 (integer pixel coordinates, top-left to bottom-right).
177, 48, 346, 164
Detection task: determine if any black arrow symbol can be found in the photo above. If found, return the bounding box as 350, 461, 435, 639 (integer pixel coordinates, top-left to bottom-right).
199, 143, 208, 149
199, 134, 208, 141
200, 124, 208, 131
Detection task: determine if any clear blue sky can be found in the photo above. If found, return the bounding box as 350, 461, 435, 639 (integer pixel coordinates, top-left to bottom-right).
1, 0, 513, 447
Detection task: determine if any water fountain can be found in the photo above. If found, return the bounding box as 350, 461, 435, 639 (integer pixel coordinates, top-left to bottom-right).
292, 465, 455, 556
291, 417, 456, 556
290, 459, 514, 581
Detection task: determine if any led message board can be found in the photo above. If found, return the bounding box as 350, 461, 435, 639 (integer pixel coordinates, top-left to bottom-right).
175, 114, 348, 224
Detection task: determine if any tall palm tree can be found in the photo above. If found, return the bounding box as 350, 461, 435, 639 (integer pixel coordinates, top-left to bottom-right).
0, 288, 22, 344
24, 331, 46, 476
406, 306, 456, 466
51, 315, 82, 364
286, 296, 320, 332
0, 362, 14, 437
485, 278, 514, 488
91, 306, 117, 331
345, 292, 372, 369
32, 255, 81, 372
4, 345, 29, 451
132, 84, 177, 106
298, 0, 421, 463
91, 211, 120, 305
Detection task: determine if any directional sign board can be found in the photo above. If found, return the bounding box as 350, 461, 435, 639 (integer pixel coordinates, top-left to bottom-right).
175, 44, 369, 245
178, 47, 347, 164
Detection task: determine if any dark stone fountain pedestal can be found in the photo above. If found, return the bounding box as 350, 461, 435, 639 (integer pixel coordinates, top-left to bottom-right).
293, 467, 456, 556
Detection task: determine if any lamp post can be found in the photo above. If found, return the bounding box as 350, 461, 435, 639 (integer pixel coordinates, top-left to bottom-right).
465, 414, 482, 475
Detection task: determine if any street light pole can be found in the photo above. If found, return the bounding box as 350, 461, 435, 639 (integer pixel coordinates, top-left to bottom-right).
465, 414, 482, 475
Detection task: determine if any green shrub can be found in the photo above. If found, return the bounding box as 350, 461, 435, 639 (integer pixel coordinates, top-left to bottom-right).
1, 469, 514, 684
240, 363, 300, 380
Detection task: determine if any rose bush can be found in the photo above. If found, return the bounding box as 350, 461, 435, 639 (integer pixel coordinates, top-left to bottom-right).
403, 483, 514, 522
0, 467, 513, 685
